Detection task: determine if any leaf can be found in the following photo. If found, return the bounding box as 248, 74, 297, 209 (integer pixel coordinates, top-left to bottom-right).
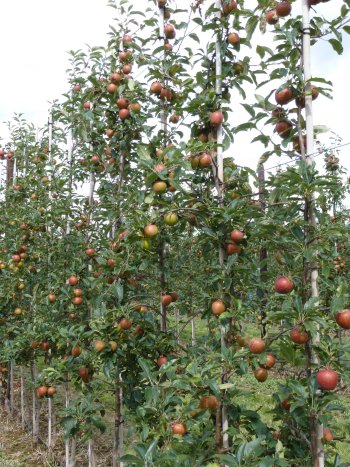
328, 38, 343, 55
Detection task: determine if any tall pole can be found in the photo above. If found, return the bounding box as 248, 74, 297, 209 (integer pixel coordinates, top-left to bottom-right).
301, 1, 323, 465
214, 0, 228, 452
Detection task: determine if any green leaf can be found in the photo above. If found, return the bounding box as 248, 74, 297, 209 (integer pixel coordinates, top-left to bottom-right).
328, 38, 343, 54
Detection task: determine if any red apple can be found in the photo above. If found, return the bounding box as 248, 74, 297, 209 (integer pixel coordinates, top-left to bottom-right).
157, 355, 168, 367
254, 368, 268, 382
276, 1, 292, 17
316, 369, 338, 391
226, 243, 241, 255
230, 229, 244, 243
161, 294, 173, 306
335, 309, 350, 329
249, 337, 265, 354
144, 224, 159, 237
198, 153, 212, 168
171, 423, 186, 435
227, 32, 240, 45
290, 326, 309, 344
164, 24, 176, 39
36, 386, 48, 398
210, 111, 224, 127
275, 276, 294, 294
211, 300, 226, 315
266, 9, 278, 24
199, 395, 219, 412
275, 87, 294, 105
68, 275, 78, 286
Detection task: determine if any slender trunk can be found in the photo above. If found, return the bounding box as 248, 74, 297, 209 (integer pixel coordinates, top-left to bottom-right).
20, 366, 25, 430
301, 0, 323, 464
48, 397, 53, 448
5, 361, 11, 413
191, 318, 196, 346
30, 363, 39, 444
65, 373, 70, 466
213, 0, 229, 452
159, 241, 167, 332
69, 438, 76, 467
258, 164, 268, 337
88, 439, 96, 467
112, 375, 123, 467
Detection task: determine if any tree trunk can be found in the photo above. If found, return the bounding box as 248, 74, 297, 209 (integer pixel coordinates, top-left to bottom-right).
112, 374, 124, 467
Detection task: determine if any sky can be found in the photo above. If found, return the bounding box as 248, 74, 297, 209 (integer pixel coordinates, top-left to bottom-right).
0, 0, 349, 179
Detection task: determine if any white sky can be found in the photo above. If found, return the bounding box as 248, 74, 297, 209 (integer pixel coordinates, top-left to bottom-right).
0, 0, 349, 178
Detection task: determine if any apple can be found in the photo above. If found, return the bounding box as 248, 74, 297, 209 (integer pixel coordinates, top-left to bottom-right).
111, 73, 122, 83
254, 368, 268, 382
122, 34, 132, 46
275, 276, 294, 294
275, 87, 294, 105
158, 0, 167, 5
164, 24, 176, 39
227, 32, 240, 45
276, 1, 292, 17
171, 423, 186, 435
119, 109, 130, 120
31, 340, 39, 349
107, 83, 118, 94
153, 180, 167, 193
226, 243, 241, 255
122, 64, 132, 74
0, 149, 4, 159
211, 300, 226, 315
41, 342, 50, 351
161, 294, 173, 306
73, 84, 81, 92
266, 9, 278, 24
290, 326, 309, 344
236, 335, 249, 347
198, 153, 212, 168
293, 135, 307, 154
83, 101, 91, 110
223, 0, 237, 15
72, 296, 83, 305
323, 428, 333, 442
12, 255, 21, 263
71, 345, 82, 357
117, 97, 129, 109
36, 386, 48, 398
14, 308, 22, 316
275, 120, 292, 139
47, 387, 56, 397
78, 367, 91, 383
210, 111, 223, 127
144, 224, 159, 237
110, 341, 118, 352
199, 395, 219, 412
259, 353, 276, 369
157, 355, 168, 367
129, 103, 141, 113
169, 114, 180, 124
281, 399, 291, 410
316, 369, 338, 390
249, 338, 265, 354
107, 259, 116, 268
150, 81, 162, 94
119, 318, 132, 330
86, 248, 95, 257
73, 288, 83, 297
94, 340, 106, 352
169, 292, 178, 302
68, 275, 79, 286
164, 213, 178, 225
335, 309, 350, 329
230, 229, 244, 243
